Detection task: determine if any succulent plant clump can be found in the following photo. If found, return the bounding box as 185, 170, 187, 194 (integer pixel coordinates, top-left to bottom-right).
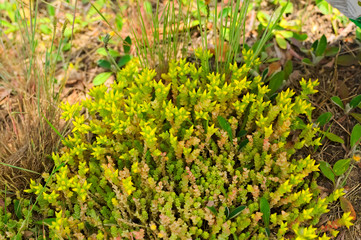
25, 50, 352, 239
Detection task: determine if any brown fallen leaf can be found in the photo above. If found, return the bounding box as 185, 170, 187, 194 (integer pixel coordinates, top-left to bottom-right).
336, 54, 360, 66
288, 70, 302, 82
23, 231, 33, 238
337, 80, 349, 101
66, 69, 83, 86
273, 39, 287, 63
340, 196, 357, 220
0, 87, 11, 101
268, 61, 282, 76
324, 58, 335, 68
289, 37, 303, 49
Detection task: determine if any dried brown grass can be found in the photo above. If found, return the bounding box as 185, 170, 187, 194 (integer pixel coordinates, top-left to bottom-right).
0, 28, 64, 196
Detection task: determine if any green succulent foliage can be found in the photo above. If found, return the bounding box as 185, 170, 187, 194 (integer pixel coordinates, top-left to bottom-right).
0, 197, 43, 240
25, 50, 350, 239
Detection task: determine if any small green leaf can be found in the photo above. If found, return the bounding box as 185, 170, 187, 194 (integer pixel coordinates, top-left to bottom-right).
239, 139, 249, 149
265, 57, 280, 63
62, 42, 71, 52
226, 205, 246, 220
265, 227, 271, 237
292, 117, 306, 130
324, 132, 344, 144
268, 71, 285, 95
123, 36, 132, 54
219, 7, 232, 18
131, 141, 143, 155
275, 35, 288, 49
350, 95, 361, 109
257, 11, 270, 26
331, 96, 345, 110
40, 24, 52, 35
97, 48, 120, 58
189, 20, 200, 28
14, 200, 22, 219
325, 46, 340, 57
97, 59, 111, 69
313, 55, 324, 65
357, 27, 361, 41
302, 58, 313, 66
315, 35, 327, 56
237, 130, 247, 138
317, 0, 332, 15
217, 116, 233, 141
350, 113, 361, 125
261, 68, 269, 82
293, 32, 308, 41
333, 159, 351, 176
47, 4, 55, 16
118, 55, 132, 68
277, 30, 293, 38
311, 39, 319, 51
319, 161, 335, 184
260, 197, 270, 230
115, 14, 123, 31
93, 72, 112, 86
283, 60, 293, 79
206, 206, 217, 215
203, 119, 209, 134
350, 124, 361, 148
145, 150, 151, 161
225, 206, 230, 218
282, 1, 293, 13
35, 218, 56, 225
143, 1, 153, 15
316, 112, 332, 127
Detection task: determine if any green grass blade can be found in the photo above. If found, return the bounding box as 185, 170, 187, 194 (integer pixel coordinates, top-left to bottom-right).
251, 2, 289, 63
42, 113, 65, 141
90, 2, 123, 41
0, 162, 40, 175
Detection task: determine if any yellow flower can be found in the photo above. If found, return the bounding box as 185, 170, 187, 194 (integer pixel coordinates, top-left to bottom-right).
131, 162, 139, 173
318, 233, 331, 240
264, 124, 273, 139
122, 176, 136, 195
150, 224, 157, 231
112, 198, 119, 207
353, 154, 360, 162
339, 212, 354, 229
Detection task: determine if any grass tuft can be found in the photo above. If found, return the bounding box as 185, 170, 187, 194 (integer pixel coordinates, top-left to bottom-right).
0, 0, 71, 196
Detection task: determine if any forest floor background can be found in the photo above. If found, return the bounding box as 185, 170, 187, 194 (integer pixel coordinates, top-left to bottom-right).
1, 0, 361, 238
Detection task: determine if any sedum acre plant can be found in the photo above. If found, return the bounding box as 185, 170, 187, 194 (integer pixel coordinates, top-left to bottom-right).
26, 49, 352, 239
